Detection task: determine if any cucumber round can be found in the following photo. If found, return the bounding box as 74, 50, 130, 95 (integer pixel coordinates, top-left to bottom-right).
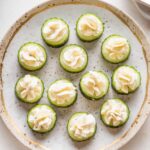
76, 13, 104, 42
41, 18, 69, 47
67, 112, 96, 141
18, 42, 47, 71
80, 71, 109, 100
100, 99, 130, 128
101, 35, 130, 63
15, 74, 44, 103
59, 44, 88, 73
47, 79, 77, 107
112, 65, 141, 94
27, 104, 56, 133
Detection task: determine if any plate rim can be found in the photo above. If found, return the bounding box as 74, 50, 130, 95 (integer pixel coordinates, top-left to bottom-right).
0, 0, 150, 150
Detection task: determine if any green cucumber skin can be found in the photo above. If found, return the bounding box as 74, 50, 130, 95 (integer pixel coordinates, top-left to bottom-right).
79, 71, 110, 100
59, 44, 88, 73
47, 79, 78, 107
101, 34, 131, 64
41, 18, 69, 48
15, 75, 44, 104
67, 112, 97, 142
111, 65, 141, 95
42, 32, 69, 48
100, 99, 130, 128
79, 84, 102, 101
18, 42, 47, 71
76, 31, 102, 43
76, 13, 104, 42
27, 104, 57, 133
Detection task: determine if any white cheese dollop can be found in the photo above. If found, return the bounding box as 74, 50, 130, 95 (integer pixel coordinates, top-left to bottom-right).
101, 99, 128, 126
48, 80, 76, 105
105, 37, 129, 61
69, 114, 96, 138
28, 105, 54, 131
114, 67, 139, 93
78, 15, 102, 37
20, 44, 45, 67
63, 47, 86, 68
81, 71, 107, 97
43, 20, 67, 42
17, 75, 42, 101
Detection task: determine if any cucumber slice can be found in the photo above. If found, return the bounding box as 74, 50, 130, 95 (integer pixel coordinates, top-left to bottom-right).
80, 71, 109, 100
67, 112, 96, 141
59, 44, 88, 73
41, 18, 69, 47
112, 65, 141, 94
100, 99, 130, 128
101, 35, 130, 63
18, 42, 47, 71
47, 79, 77, 107
15, 74, 44, 103
27, 104, 56, 133
76, 13, 104, 42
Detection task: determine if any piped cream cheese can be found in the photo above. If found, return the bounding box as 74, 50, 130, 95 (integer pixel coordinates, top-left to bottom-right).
20, 44, 45, 67
48, 80, 76, 105
105, 37, 129, 61
28, 105, 54, 131
43, 20, 67, 42
63, 47, 86, 68
101, 99, 128, 126
69, 114, 96, 138
16, 75, 42, 101
114, 67, 139, 93
81, 71, 108, 97
78, 15, 102, 37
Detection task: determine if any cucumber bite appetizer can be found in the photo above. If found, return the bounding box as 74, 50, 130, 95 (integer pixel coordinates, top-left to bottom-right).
41, 18, 69, 47
112, 65, 141, 94
59, 44, 88, 73
76, 13, 104, 42
27, 104, 56, 133
101, 35, 130, 63
15, 74, 44, 103
47, 79, 77, 107
67, 112, 96, 141
80, 71, 109, 100
100, 99, 130, 128
18, 42, 47, 71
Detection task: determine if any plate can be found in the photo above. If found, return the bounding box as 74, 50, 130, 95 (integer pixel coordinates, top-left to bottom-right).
0, 0, 150, 150
132, 0, 150, 20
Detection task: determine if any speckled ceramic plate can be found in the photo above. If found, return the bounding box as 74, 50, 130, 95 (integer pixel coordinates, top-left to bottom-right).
0, 0, 150, 150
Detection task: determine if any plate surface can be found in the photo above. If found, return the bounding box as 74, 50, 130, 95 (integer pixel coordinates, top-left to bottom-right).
0, 0, 150, 150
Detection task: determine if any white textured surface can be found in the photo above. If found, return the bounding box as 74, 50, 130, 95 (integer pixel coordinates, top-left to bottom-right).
0, 0, 150, 150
